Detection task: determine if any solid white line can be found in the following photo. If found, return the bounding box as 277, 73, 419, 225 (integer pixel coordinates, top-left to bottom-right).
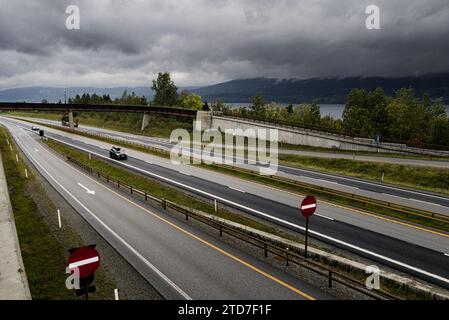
316, 179, 339, 185
42, 133, 449, 286
8, 129, 192, 300
69, 257, 99, 269
316, 214, 334, 221
229, 186, 246, 193
409, 198, 442, 207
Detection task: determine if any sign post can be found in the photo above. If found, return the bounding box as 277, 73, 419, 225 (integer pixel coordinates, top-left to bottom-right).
300, 196, 317, 258
67, 245, 100, 300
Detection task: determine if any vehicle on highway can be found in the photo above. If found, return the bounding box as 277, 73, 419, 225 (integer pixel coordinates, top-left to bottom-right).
31, 126, 39, 131
109, 147, 128, 160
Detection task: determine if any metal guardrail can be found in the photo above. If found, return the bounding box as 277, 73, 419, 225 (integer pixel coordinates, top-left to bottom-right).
63, 155, 399, 300
28, 117, 449, 228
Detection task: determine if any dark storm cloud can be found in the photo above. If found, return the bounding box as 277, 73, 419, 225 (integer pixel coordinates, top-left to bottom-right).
0, 0, 448, 88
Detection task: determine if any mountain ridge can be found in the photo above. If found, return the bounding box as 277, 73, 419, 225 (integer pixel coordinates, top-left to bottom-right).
189, 74, 449, 104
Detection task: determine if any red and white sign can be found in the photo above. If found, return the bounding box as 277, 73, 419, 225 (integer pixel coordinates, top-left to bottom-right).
300, 196, 317, 218
67, 246, 100, 278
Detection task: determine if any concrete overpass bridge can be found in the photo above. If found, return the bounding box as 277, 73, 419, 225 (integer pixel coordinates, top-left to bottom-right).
0, 102, 198, 130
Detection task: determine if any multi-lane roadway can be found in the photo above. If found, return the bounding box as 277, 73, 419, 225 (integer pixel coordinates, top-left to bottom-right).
2, 116, 449, 291
16, 117, 449, 213
2, 119, 331, 300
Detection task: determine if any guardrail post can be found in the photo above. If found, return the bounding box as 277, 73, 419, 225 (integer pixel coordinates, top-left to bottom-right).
118, 180, 120, 188
264, 244, 268, 258
162, 200, 166, 210
185, 211, 188, 221
130, 186, 133, 194
107, 176, 109, 183
145, 192, 148, 201
219, 225, 223, 237
328, 271, 333, 288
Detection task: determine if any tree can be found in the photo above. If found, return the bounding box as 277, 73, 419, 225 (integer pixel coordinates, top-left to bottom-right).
181, 93, 203, 110
211, 101, 226, 112
293, 103, 321, 126
203, 102, 210, 111
152, 72, 178, 106
41, 99, 48, 104
286, 104, 293, 114
249, 95, 266, 117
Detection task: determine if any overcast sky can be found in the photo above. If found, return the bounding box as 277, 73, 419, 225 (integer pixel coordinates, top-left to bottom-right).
0, 0, 448, 89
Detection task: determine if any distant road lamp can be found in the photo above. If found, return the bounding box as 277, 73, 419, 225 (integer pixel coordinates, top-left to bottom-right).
64, 88, 67, 104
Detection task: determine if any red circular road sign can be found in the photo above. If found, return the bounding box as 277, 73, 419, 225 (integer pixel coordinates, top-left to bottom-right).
300, 196, 317, 218
67, 246, 100, 278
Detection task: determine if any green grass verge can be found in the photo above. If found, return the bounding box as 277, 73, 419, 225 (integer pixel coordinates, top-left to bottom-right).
279, 154, 449, 195
0, 127, 116, 300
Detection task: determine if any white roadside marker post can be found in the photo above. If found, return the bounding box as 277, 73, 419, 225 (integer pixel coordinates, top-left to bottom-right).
214, 199, 217, 212
57, 209, 62, 229
25, 169, 28, 179
16, 154, 18, 163
114, 288, 119, 300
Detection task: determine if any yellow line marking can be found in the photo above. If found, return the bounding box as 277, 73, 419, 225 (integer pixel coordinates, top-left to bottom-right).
56, 154, 316, 300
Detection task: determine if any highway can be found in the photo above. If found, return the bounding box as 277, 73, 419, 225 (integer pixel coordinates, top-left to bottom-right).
14, 117, 449, 214
2, 117, 449, 290
1, 119, 330, 300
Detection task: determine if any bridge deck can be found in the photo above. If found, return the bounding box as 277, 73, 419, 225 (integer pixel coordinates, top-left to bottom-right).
0, 103, 197, 118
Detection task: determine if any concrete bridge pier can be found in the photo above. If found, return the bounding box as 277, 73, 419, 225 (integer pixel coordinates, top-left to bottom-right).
141, 112, 151, 131
68, 110, 75, 129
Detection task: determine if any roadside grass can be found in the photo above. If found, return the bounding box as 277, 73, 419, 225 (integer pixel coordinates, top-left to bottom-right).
0, 127, 116, 300
279, 154, 449, 195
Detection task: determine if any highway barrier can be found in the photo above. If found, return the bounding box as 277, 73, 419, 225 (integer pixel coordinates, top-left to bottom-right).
63, 154, 399, 300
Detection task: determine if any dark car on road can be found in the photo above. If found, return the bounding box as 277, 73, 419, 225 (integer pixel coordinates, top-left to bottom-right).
109, 147, 127, 160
